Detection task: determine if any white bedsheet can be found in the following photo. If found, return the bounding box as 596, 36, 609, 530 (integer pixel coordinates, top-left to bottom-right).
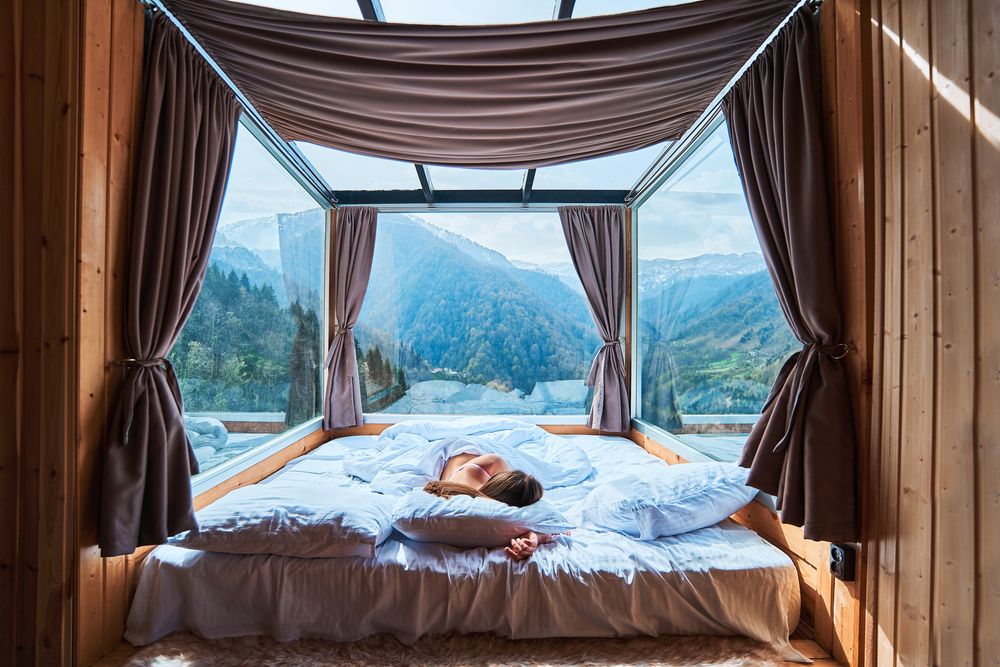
126, 432, 804, 661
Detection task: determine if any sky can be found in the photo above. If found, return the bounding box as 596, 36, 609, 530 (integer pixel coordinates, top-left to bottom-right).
216, 0, 761, 264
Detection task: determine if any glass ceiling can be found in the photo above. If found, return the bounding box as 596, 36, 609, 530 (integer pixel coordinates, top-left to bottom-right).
380, 0, 553, 25
226, 0, 363, 19
295, 140, 670, 193
572, 0, 704, 19
533, 141, 670, 190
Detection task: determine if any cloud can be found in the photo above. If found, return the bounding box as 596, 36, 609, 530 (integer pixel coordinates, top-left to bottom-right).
411, 211, 571, 265
637, 191, 759, 260
219, 127, 317, 227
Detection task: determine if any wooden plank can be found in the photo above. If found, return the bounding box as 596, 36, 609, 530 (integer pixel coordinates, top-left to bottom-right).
18, 1, 47, 660
791, 638, 833, 660
629, 429, 688, 465
76, 0, 113, 662
865, 5, 886, 667
36, 0, 81, 661
99, 1, 142, 658
91, 642, 136, 667
0, 355, 20, 667
0, 2, 22, 663
928, 1, 976, 666
895, 0, 935, 664
877, 0, 905, 665
972, 0, 1000, 663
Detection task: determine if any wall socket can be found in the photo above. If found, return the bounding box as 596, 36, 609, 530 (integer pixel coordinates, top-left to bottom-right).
830, 543, 856, 582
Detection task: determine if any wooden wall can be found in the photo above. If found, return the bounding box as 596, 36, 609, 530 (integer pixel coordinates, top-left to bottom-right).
867, 0, 1000, 665
3, 0, 83, 664
76, 1, 147, 665
2, 0, 145, 665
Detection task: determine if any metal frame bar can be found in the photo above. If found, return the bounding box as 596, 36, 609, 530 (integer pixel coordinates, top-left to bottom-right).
521, 168, 536, 204
356, 0, 385, 22
552, 0, 576, 20
332, 189, 628, 207
414, 164, 435, 204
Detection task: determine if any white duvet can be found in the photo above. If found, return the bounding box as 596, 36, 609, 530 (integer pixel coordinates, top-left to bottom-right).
126, 425, 805, 661
343, 417, 593, 495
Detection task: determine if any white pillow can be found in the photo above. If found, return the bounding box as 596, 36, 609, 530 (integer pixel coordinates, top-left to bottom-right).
570, 462, 758, 540
168, 482, 395, 558
391, 490, 574, 549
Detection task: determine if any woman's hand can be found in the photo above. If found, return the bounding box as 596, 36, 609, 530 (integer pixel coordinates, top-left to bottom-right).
505, 531, 540, 560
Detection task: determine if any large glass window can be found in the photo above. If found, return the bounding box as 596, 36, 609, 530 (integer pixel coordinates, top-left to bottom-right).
636, 123, 797, 461
354, 212, 600, 416
169, 123, 325, 478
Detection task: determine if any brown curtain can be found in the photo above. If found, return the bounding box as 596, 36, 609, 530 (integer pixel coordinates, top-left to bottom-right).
160, 0, 795, 169
99, 11, 242, 557
723, 8, 857, 542
323, 206, 378, 430
559, 206, 629, 433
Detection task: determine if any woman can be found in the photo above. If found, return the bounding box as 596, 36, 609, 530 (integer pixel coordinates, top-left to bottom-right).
424, 453, 558, 560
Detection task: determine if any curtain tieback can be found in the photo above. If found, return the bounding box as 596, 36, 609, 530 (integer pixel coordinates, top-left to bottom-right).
815, 342, 852, 359
322, 327, 355, 370
770, 341, 852, 454
115, 357, 183, 447
112, 357, 167, 367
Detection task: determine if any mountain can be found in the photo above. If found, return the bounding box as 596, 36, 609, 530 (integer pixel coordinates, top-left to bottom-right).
356, 214, 600, 393
211, 208, 326, 314
637, 253, 767, 294
277, 209, 325, 315
638, 269, 798, 427
206, 245, 288, 307
202, 207, 795, 422
511, 260, 584, 294
414, 217, 515, 270
217, 214, 282, 251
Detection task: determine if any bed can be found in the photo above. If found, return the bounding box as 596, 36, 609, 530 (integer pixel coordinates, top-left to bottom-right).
125, 420, 804, 661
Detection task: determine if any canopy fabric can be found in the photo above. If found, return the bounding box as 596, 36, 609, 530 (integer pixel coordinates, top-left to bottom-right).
161, 0, 796, 169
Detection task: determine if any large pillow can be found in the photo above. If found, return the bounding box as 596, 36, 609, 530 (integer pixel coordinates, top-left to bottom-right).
391, 490, 574, 549
168, 482, 395, 558
569, 462, 758, 540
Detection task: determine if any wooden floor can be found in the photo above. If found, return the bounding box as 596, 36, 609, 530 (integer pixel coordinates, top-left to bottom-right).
92, 637, 842, 666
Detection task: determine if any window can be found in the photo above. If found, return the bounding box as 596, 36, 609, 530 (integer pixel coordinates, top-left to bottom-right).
354, 211, 600, 417
168, 123, 326, 480
635, 122, 797, 462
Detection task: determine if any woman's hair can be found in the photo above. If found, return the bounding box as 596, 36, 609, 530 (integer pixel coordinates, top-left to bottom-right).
423, 470, 543, 508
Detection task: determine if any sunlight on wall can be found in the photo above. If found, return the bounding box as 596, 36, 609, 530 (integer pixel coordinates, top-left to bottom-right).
880, 20, 1000, 151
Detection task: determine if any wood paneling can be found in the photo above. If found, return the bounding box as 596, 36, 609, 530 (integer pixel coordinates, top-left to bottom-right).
1, 0, 22, 663
3, 0, 83, 664
972, 1, 1000, 662
867, 0, 1000, 664
74, 1, 146, 664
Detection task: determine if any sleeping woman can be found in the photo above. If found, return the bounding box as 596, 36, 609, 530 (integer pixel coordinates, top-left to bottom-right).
423, 453, 558, 561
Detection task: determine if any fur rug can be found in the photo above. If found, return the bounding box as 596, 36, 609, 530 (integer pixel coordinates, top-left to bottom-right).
121, 631, 789, 667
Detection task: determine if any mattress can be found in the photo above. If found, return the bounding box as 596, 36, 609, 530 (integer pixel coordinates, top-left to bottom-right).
125, 434, 803, 660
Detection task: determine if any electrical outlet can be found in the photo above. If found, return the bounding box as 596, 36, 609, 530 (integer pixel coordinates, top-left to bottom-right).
830, 543, 856, 582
